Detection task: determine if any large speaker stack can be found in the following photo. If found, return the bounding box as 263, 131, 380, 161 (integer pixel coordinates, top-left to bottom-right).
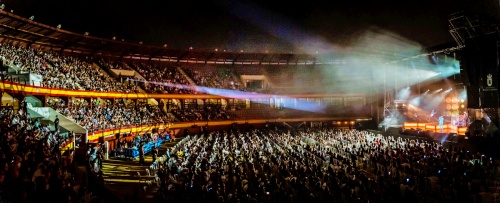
461, 33, 499, 132
462, 34, 499, 107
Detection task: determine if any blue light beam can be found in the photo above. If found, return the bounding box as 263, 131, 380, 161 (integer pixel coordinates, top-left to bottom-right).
147, 81, 327, 113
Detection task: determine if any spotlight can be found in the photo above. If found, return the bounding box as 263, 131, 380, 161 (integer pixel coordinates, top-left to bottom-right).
139, 41, 143, 44
84, 32, 89, 36
1, 4, 5, 10
112, 36, 116, 40
10, 10, 13, 13
29, 16, 34, 20
163, 44, 167, 48
57, 24, 62, 29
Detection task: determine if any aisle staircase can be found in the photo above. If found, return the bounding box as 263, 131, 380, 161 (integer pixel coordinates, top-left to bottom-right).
175, 66, 197, 87
92, 62, 158, 105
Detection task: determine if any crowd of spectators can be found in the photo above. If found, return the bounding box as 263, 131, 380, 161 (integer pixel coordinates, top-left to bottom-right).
97, 59, 133, 70
170, 104, 234, 122
152, 127, 499, 203
131, 62, 196, 94
0, 104, 89, 203
0, 44, 139, 92
49, 98, 170, 131
40, 52, 137, 92
0, 44, 47, 75
183, 66, 242, 91
0, 43, 336, 97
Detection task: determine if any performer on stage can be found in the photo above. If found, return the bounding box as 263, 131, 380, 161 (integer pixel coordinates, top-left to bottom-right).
462, 111, 469, 126
429, 110, 436, 122
438, 115, 444, 132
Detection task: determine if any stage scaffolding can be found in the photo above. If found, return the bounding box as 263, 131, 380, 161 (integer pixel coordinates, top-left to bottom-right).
448, 11, 500, 136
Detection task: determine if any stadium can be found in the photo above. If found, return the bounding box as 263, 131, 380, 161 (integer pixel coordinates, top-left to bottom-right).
0, 1, 499, 203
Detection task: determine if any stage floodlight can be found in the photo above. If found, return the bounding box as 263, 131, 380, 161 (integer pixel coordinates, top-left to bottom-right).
84, 32, 89, 36
1, 4, 5, 10
57, 24, 62, 29
29, 16, 34, 20
112, 36, 116, 40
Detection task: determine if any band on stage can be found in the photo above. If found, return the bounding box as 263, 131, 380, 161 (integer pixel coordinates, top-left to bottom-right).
411, 110, 468, 127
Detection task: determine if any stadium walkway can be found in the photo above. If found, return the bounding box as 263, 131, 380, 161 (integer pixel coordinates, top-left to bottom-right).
100, 139, 178, 203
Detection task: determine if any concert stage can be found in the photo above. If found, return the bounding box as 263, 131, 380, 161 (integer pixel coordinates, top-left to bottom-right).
403, 122, 467, 135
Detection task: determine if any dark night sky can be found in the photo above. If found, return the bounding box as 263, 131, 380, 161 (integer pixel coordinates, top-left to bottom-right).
1, 0, 499, 53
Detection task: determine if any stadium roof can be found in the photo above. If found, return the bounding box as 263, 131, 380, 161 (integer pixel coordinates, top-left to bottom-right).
0, 9, 350, 65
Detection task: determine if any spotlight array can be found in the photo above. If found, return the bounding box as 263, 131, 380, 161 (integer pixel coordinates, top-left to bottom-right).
334, 121, 355, 125
444, 96, 465, 116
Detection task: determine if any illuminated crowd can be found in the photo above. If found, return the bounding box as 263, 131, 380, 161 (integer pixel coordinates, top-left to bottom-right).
153, 127, 498, 203
48, 98, 170, 131
0, 105, 87, 203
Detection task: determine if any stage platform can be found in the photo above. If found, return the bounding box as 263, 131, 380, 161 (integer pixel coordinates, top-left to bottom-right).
403, 122, 467, 135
